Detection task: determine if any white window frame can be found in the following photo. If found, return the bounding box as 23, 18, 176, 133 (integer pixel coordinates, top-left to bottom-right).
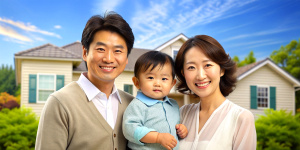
172, 46, 180, 60
257, 85, 270, 109
37, 73, 56, 103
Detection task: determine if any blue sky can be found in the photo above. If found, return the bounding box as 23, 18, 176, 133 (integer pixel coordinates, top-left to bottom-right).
0, 0, 299, 67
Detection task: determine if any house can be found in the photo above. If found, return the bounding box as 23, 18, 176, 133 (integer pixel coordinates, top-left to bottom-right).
14, 33, 300, 117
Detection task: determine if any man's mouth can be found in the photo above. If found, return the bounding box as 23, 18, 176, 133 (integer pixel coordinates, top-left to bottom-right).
100, 66, 115, 71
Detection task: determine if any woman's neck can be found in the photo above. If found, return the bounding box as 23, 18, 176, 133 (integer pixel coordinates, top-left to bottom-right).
199, 91, 226, 113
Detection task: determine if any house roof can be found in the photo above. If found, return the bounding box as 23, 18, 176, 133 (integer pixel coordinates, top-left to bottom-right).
15, 43, 81, 59
155, 33, 188, 51
236, 58, 300, 87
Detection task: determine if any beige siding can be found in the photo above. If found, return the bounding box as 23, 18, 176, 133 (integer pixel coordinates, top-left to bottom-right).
72, 73, 81, 81
160, 40, 185, 58
21, 60, 73, 116
116, 71, 137, 96
227, 65, 295, 118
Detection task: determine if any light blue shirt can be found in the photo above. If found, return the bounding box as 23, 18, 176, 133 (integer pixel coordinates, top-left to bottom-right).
123, 91, 180, 150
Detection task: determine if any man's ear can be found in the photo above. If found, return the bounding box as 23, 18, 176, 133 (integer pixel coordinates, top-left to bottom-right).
82, 46, 87, 61
132, 77, 140, 89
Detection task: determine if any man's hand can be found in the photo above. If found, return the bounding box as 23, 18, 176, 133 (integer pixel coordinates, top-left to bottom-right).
156, 133, 177, 150
176, 124, 188, 139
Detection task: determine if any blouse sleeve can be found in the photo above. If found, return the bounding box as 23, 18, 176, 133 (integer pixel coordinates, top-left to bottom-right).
233, 110, 257, 150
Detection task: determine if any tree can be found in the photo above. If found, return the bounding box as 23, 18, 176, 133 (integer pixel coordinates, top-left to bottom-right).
0, 65, 19, 96
270, 39, 300, 112
233, 51, 256, 67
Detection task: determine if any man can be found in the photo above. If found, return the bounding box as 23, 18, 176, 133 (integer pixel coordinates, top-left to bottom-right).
35, 11, 135, 150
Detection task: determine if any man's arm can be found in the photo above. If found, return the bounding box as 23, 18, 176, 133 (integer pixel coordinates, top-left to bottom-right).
35, 95, 68, 150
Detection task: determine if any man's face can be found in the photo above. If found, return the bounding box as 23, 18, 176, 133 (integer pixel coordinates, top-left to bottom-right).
83, 30, 128, 85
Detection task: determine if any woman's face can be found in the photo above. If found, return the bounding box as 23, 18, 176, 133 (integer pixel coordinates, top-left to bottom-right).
182, 47, 224, 100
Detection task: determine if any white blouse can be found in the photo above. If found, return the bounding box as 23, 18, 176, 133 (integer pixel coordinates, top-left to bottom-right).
179, 99, 256, 150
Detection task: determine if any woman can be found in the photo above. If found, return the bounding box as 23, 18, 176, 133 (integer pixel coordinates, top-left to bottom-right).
175, 35, 256, 150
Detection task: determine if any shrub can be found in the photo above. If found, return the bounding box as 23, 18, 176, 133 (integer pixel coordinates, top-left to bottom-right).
255, 109, 300, 150
0, 108, 39, 150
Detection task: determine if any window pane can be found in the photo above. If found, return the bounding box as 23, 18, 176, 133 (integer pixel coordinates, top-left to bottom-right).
173, 50, 178, 60
39, 90, 54, 101
39, 75, 54, 89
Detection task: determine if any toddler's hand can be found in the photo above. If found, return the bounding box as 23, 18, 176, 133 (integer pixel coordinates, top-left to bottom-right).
176, 124, 188, 139
156, 133, 177, 150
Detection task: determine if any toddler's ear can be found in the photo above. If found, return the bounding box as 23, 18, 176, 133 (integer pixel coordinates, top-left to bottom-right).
132, 77, 140, 89
172, 79, 177, 87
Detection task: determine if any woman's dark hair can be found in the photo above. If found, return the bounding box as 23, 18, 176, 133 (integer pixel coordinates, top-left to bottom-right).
175, 35, 237, 97
81, 11, 134, 56
134, 51, 175, 79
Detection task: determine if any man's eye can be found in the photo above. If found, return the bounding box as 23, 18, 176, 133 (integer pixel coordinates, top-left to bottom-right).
97, 48, 105, 51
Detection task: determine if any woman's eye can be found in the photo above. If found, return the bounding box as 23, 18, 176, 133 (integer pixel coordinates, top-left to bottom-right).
205, 64, 212, 68
187, 66, 195, 70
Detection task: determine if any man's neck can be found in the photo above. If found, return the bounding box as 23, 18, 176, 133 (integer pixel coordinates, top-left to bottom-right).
84, 73, 114, 99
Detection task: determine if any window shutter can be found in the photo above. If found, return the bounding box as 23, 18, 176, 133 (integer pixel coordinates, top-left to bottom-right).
56, 75, 65, 91
270, 87, 276, 110
29, 74, 37, 103
250, 85, 257, 109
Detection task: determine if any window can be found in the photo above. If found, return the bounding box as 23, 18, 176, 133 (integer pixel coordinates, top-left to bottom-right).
37, 74, 56, 102
257, 86, 268, 108
124, 84, 133, 95
28, 74, 64, 103
250, 85, 276, 110
173, 50, 178, 60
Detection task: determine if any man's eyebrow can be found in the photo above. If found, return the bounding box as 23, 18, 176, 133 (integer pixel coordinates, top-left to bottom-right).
95, 42, 124, 49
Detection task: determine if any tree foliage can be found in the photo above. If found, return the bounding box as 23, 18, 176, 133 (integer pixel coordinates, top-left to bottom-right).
270, 39, 300, 79
270, 39, 300, 112
0, 108, 39, 150
233, 50, 256, 67
255, 109, 300, 150
0, 92, 20, 110
0, 65, 19, 96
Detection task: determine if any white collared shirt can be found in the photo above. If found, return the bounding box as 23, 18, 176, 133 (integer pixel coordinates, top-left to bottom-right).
77, 73, 122, 129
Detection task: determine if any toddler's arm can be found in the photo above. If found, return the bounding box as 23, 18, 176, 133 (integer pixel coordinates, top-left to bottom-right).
140, 131, 177, 150
176, 124, 188, 139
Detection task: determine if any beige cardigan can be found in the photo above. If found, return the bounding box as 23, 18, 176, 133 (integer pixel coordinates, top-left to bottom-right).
35, 82, 133, 150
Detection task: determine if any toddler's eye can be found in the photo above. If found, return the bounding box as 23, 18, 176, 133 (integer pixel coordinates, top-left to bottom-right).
147, 77, 154, 79
162, 78, 168, 81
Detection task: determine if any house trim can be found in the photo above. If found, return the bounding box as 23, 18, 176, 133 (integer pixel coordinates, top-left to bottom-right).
155, 33, 188, 51
238, 59, 300, 87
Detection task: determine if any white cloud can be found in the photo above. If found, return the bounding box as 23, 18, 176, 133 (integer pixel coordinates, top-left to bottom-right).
132, 0, 257, 49
54, 25, 62, 29
224, 28, 293, 42
92, 0, 124, 14
0, 17, 61, 38
0, 25, 32, 42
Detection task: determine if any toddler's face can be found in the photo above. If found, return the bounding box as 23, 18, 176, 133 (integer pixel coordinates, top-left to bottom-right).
133, 63, 176, 100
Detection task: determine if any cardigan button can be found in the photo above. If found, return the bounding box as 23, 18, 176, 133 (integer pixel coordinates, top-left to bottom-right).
115, 148, 117, 150
114, 133, 116, 137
